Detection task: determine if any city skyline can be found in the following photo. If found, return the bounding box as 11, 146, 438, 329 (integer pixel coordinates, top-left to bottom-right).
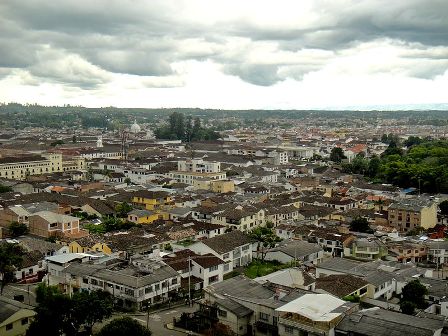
0, 0, 447, 110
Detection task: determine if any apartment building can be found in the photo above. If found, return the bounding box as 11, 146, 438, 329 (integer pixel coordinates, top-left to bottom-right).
177, 159, 221, 173
54, 256, 181, 311
388, 198, 437, 232
169, 158, 226, 185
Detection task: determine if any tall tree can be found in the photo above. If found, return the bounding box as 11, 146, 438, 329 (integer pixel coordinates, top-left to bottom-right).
330, 147, 346, 163
185, 115, 193, 142
400, 280, 428, 315
250, 227, 281, 261
367, 155, 381, 177
0, 242, 24, 294
193, 117, 201, 138
72, 290, 113, 335
27, 284, 113, 336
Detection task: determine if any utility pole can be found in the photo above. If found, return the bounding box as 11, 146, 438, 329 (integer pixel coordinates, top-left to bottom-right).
188, 255, 191, 306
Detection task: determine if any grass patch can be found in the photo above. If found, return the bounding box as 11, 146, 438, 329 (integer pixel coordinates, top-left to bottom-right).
244, 260, 289, 279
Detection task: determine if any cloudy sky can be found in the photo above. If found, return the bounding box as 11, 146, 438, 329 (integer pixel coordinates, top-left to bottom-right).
0, 0, 447, 110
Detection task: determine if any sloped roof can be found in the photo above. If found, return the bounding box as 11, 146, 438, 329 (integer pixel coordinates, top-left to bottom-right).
316, 274, 368, 298
336, 308, 444, 336
202, 230, 252, 254
0, 296, 35, 325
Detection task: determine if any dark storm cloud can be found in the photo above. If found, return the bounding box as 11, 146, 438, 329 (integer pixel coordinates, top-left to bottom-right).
0, 0, 447, 88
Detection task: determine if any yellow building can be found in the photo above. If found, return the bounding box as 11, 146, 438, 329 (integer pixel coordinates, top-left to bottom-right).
68, 235, 112, 254
127, 209, 162, 224
0, 153, 85, 180
131, 190, 172, 211
388, 199, 438, 232
210, 180, 235, 193
0, 297, 36, 336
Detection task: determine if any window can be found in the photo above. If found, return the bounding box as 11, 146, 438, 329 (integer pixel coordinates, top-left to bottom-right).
125, 288, 134, 296
259, 312, 269, 321
82, 278, 88, 284
209, 265, 218, 272
145, 286, 153, 294
242, 245, 249, 251
208, 275, 219, 284
154, 284, 160, 291
172, 278, 178, 285
22, 318, 29, 325
6, 323, 13, 330
285, 325, 294, 334
223, 253, 230, 259
223, 263, 230, 272
218, 309, 227, 317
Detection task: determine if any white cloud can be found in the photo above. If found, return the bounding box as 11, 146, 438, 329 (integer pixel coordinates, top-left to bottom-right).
0, 0, 447, 109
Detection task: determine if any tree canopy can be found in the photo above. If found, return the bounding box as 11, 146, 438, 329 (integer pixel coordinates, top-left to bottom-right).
27, 284, 113, 336
439, 200, 448, 216
349, 217, 373, 233
97, 317, 152, 336
343, 139, 448, 194
154, 112, 219, 141
250, 227, 281, 261
330, 147, 346, 163
0, 242, 24, 294
399, 280, 428, 315
8, 221, 29, 237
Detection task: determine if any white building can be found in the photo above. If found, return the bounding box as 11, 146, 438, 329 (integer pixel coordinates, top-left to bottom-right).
187, 230, 253, 274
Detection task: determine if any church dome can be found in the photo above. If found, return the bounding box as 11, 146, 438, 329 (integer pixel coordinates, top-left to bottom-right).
130, 119, 141, 133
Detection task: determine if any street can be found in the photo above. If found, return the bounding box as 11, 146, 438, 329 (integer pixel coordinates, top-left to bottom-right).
94, 304, 198, 336
1, 283, 38, 306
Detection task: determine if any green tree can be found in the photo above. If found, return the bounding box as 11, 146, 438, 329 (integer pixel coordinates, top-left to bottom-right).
382, 140, 403, 157
8, 221, 29, 237
27, 284, 75, 336
351, 154, 369, 174
185, 115, 193, 142
115, 202, 133, 218
399, 280, 428, 315
349, 217, 372, 233
0, 243, 24, 294
97, 317, 152, 336
28, 284, 113, 336
367, 155, 381, 177
439, 200, 448, 216
330, 147, 346, 163
0, 184, 13, 193
193, 117, 201, 136
404, 136, 422, 148
250, 227, 281, 261
72, 290, 113, 335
